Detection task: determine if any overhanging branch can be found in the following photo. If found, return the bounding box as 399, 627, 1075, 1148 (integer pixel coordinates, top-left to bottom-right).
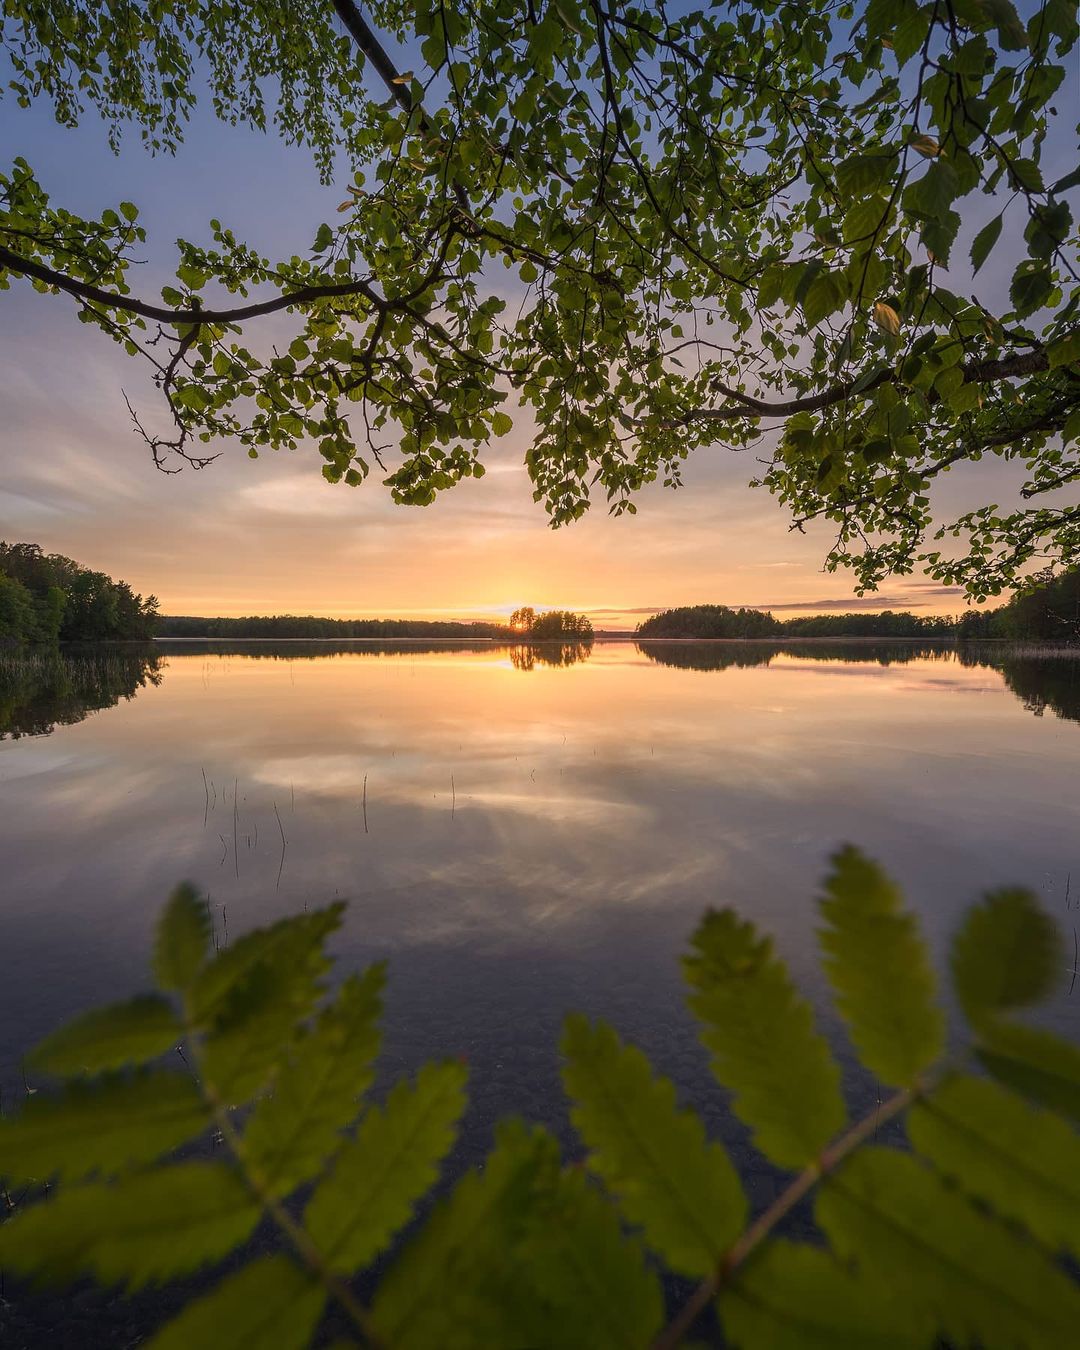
685, 342, 1069, 425
0, 241, 387, 326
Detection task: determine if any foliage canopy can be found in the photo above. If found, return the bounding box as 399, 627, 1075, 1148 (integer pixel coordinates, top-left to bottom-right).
2, 847, 1079, 1346
0, 1, 1078, 597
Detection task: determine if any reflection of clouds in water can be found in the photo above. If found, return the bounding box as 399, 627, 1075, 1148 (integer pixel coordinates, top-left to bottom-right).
4, 642, 1080, 1100
34, 767, 161, 820
350, 852, 723, 950
0, 743, 84, 782
252, 754, 654, 831
452, 788, 650, 830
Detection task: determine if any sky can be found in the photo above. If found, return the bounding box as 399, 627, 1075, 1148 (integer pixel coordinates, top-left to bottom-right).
0, 26, 1072, 628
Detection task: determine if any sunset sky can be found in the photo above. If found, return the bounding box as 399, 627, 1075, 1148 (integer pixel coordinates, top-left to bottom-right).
2, 54, 1065, 628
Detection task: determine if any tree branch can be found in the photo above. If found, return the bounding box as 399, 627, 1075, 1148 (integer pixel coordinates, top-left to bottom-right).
330, 0, 418, 118
0, 241, 388, 326
684, 342, 1070, 425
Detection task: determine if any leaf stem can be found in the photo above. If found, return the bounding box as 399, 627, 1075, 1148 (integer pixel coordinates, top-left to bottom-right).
651, 1084, 917, 1350
183, 1015, 386, 1349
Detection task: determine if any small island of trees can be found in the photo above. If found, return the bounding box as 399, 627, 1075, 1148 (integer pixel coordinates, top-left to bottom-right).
636, 574, 1080, 643
509, 608, 594, 640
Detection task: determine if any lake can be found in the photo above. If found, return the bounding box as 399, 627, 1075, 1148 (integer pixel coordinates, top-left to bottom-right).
2, 639, 1079, 1198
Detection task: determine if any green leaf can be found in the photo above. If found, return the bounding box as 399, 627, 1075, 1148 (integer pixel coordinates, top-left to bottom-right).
491, 410, 514, 436
817, 846, 943, 1086
0, 1070, 208, 1182
191, 905, 343, 1026
891, 0, 932, 62
242, 965, 384, 1195
970, 214, 1003, 273
561, 1014, 746, 1277
818, 1147, 1080, 1349
28, 990, 180, 1076
306, 1059, 467, 1272
684, 910, 846, 1169
196, 906, 344, 1101
801, 271, 846, 328
0, 1163, 259, 1289
1048, 331, 1080, 368
721, 1239, 921, 1349
373, 1120, 560, 1348
1010, 262, 1053, 317
903, 159, 959, 222
950, 887, 1061, 1027
521, 1166, 665, 1349
836, 153, 897, 196
908, 1074, 1080, 1258
147, 1255, 325, 1350
976, 1021, 1080, 1123
154, 883, 211, 992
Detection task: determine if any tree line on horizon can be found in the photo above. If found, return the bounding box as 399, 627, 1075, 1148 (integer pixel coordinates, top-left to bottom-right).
636, 571, 1080, 642
5, 537, 1078, 645
157, 615, 507, 640
0, 542, 158, 644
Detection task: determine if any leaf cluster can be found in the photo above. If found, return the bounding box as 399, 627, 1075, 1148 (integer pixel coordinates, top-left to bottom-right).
1, 2, 1079, 593
2, 847, 1079, 1346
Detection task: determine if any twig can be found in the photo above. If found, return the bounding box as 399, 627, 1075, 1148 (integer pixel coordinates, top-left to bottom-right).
273, 801, 287, 891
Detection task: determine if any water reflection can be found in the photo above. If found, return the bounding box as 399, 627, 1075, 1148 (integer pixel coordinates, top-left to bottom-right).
957, 644, 1080, 724
635, 639, 1080, 723
509, 641, 593, 671
1, 638, 1078, 1211
637, 640, 953, 672
0, 645, 163, 739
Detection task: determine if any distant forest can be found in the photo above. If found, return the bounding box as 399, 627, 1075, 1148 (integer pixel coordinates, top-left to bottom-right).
636, 605, 956, 639
0, 542, 158, 643
159, 608, 595, 640
157, 615, 507, 639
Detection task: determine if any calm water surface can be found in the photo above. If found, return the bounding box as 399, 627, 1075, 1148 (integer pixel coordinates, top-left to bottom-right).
2, 639, 1079, 1183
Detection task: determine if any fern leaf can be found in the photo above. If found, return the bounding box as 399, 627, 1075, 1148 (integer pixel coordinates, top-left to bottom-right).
242, 965, 385, 1195
0, 1070, 208, 1182
951, 888, 1062, 1027
305, 1059, 467, 1273
817, 847, 943, 1086
521, 1165, 664, 1349
561, 1014, 746, 1277
721, 1239, 923, 1348
909, 1074, 1080, 1259
195, 906, 344, 1102
684, 909, 846, 1169
817, 1146, 1080, 1349
976, 1020, 1080, 1123
190, 905, 344, 1026
0, 1162, 259, 1289
29, 994, 181, 1076
372, 1120, 560, 1348
147, 1255, 325, 1350
154, 883, 212, 992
